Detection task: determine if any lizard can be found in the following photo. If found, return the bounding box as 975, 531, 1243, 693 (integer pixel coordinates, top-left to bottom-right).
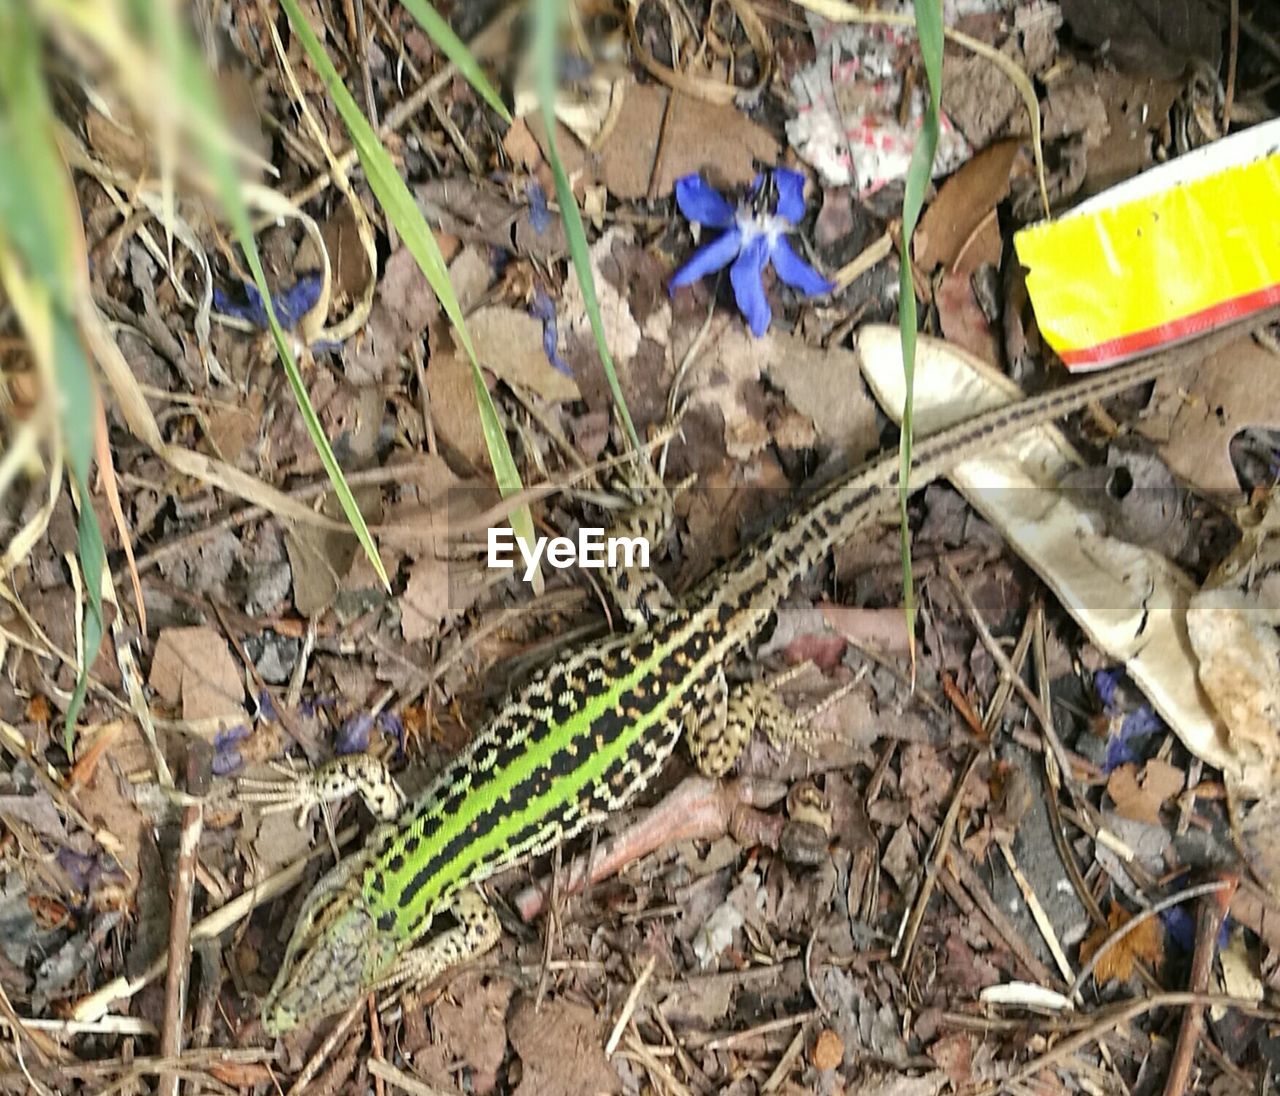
247, 339, 1220, 1035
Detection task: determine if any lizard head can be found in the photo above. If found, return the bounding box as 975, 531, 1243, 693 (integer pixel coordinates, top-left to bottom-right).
261, 880, 400, 1036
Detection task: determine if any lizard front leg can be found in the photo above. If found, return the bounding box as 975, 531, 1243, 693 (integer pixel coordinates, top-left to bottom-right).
238, 753, 406, 824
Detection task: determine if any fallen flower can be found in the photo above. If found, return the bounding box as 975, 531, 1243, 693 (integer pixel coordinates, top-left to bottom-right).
213, 271, 323, 331
669, 169, 834, 337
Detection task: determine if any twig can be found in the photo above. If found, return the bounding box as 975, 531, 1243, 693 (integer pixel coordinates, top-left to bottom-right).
278, 3, 520, 215
761, 1025, 808, 1093
895, 750, 980, 968
606, 956, 656, 1057
287, 998, 365, 1096
71, 824, 359, 1022
1069, 878, 1235, 999
1224, 0, 1239, 130
367, 1058, 461, 1096
1163, 874, 1239, 1096
979, 991, 1276, 1095
995, 838, 1075, 990
158, 762, 205, 1096
945, 844, 1059, 988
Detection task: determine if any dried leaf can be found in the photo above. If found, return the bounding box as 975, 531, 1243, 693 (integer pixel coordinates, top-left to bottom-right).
149, 627, 245, 723
508, 996, 619, 1096
460, 306, 579, 402
917, 140, 1018, 272
813, 1028, 845, 1071
1079, 903, 1164, 985
1107, 759, 1183, 824
1141, 333, 1280, 495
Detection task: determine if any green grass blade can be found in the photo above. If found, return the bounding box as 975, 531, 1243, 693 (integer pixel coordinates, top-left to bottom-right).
0, 5, 105, 744
278, 0, 538, 568
531, 0, 642, 460
143, 1, 390, 591
897, 0, 944, 670
397, 0, 511, 122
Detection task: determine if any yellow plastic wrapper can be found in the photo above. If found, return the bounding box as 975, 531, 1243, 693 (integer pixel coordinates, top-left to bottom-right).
1014, 119, 1280, 371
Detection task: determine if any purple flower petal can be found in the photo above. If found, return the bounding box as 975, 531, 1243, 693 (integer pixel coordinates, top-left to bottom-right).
276, 273, 323, 329
773, 169, 808, 223
526, 181, 551, 234
669, 227, 743, 292
1094, 669, 1122, 710
530, 289, 570, 375
674, 175, 735, 228
730, 235, 772, 337
337, 712, 374, 755
771, 236, 834, 297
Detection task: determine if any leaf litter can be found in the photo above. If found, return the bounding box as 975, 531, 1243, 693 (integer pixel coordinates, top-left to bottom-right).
2, 0, 1280, 1093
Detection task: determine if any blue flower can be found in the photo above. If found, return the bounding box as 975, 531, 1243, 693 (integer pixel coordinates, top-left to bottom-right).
669, 169, 834, 337
214, 272, 323, 331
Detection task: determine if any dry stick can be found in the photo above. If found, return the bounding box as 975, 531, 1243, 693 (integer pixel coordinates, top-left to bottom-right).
621, 1030, 695, 1096
1031, 602, 1106, 928
606, 955, 657, 1057
946, 584, 1081, 990
945, 845, 1058, 988
1224, 0, 1240, 130
942, 562, 1082, 792
1069, 879, 1235, 999
287, 998, 366, 1096
71, 824, 358, 1022
279, 2, 519, 215
367, 1058, 460, 1096
995, 839, 1075, 989
761, 1025, 809, 1094
368, 993, 388, 1096
894, 750, 980, 968
157, 767, 205, 1096
648, 995, 712, 1091
937, 868, 1047, 985
979, 991, 1277, 1096
1163, 874, 1239, 1096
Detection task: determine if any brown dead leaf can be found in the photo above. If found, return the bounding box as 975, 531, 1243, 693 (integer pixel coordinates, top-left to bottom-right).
560, 228, 643, 376
426, 346, 490, 474
936, 270, 999, 367
430, 974, 514, 1090
508, 996, 619, 1096
530, 84, 777, 199
346, 245, 438, 386
149, 626, 245, 723
1079, 902, 1165, 986
1141, 334, 1280, 495
283, 485, 384, 618
76, 762, 147, 876
205, 390, 263, 467
384, 456, 492, 641
1107, 759, 1184, 824
917, 140, 1018, 273
415, 176, 567, 261
767, 338, 877, 457
318, 201, 373, 309
927, 1032, 974, 1090
813, 1028, 845, 1071
460, 306, 579, 402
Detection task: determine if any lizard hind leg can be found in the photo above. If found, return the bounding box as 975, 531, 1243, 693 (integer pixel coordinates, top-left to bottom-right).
379, 888, 502, 1000
686, 672, 811, 777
